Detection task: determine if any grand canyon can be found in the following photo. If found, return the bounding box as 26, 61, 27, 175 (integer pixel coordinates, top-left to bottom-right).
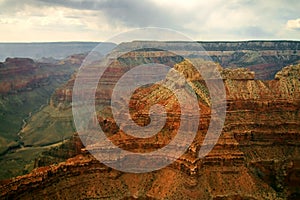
0, 41, 299, 199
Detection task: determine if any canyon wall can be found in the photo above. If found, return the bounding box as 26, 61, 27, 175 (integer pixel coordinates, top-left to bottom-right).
1, 47, 299, 199
0, 56, 83, 179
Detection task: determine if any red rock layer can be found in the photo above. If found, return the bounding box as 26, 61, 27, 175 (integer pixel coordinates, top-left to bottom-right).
1, 54, 299, 199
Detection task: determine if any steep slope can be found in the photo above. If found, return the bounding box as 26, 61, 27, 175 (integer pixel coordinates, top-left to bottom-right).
1, 41, 298, 79
0, 56, 83, 179
1, 53, 299, 200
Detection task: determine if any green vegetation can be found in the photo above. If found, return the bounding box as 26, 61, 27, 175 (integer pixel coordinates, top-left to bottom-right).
0, 76, 77, 180
0, 77, 68, 154
0, 57, 80, 180
0, 146, 50, 180
20, 105, 75, 146
0, 102, 76, 180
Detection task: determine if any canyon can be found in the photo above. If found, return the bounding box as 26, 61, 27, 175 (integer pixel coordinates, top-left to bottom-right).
0, 41, 299, 199
0, 55, 83, 179
1, 41, 299, 80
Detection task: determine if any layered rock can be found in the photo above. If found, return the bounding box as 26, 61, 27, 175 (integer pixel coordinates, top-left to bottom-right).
0, 57, 80, 94
1, 50, 299, 199
0, 58, 37, 93
0, 154, 276, 200
224, 64, 300, 198
119, 41, 300, 80
0, 55, 84, 179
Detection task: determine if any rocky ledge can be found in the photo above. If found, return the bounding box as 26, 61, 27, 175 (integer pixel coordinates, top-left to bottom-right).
1, 54, 299, 199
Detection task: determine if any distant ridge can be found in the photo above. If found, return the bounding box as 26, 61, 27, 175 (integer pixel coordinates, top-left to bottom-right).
0, 41, 299, 80
1, 41, 299, 61
0, 42, 116, 61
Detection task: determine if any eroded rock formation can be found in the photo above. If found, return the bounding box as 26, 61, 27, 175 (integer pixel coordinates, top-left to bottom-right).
0, 55, 83, 179
0, 57, 80, 94
1, 50, 299, 199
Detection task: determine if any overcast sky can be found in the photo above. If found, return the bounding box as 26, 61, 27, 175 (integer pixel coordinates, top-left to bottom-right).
0, 0, 299, 42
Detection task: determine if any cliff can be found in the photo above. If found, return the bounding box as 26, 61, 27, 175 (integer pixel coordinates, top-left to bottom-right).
119, 41, 300, 80
1, 41, 298, 80
0, 55, 84, 179
0, 58, 38, 93
1, 50, 299, 200
0, 57, 80, 94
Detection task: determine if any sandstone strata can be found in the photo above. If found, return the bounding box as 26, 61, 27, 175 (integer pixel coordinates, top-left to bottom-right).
0, 57, 79, 94
1, 51, 299, 199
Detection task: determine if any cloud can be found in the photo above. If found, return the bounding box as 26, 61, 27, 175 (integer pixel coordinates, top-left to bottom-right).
34, 0, 186, 28
286, 18, 300, 30
0, 0, 299, 41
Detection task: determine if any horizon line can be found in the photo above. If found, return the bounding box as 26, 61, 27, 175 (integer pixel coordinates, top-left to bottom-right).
0, 39, 299, 44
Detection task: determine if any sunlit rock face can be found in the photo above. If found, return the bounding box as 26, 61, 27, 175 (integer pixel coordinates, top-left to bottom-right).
1, 46, 300, 200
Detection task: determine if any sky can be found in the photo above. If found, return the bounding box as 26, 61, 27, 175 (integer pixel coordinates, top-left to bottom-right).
0, 0, 299, 42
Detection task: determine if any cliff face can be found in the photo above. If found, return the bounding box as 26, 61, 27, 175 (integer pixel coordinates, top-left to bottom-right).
0, 154, 275, 200
0, 56, 83, 179
118, 41, 300, 80
1, 47, 299, 200
223, 64, 300, 199
1, 41, 298, 80
0, 57, 82, 94
0, 58, 38, 93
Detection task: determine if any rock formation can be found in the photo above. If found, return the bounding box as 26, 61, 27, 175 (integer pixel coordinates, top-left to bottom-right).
0, 55, 83, 179
0, 57, 79, 94
117, 41, 300, 80
1, 45, 299, 199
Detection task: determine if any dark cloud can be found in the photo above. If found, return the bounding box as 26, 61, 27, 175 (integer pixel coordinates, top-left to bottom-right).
0, 0, 299, 41
0, 0, 42, 13
0, 0, 189, 31
34, 0, 184, 28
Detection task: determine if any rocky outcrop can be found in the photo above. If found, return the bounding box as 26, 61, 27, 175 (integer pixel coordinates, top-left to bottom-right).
0, 57, 81, 94
275, 64, 300, 80
0, 58, 37, 93
222, 64, 300, 199
33, 133, 84, 168
0, 55, 84, 180
1, 49, 299, 199
2, 41, 298, 79
119, 41, 300, 80
0, 153, 277, 200
221, 68, 255, 80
